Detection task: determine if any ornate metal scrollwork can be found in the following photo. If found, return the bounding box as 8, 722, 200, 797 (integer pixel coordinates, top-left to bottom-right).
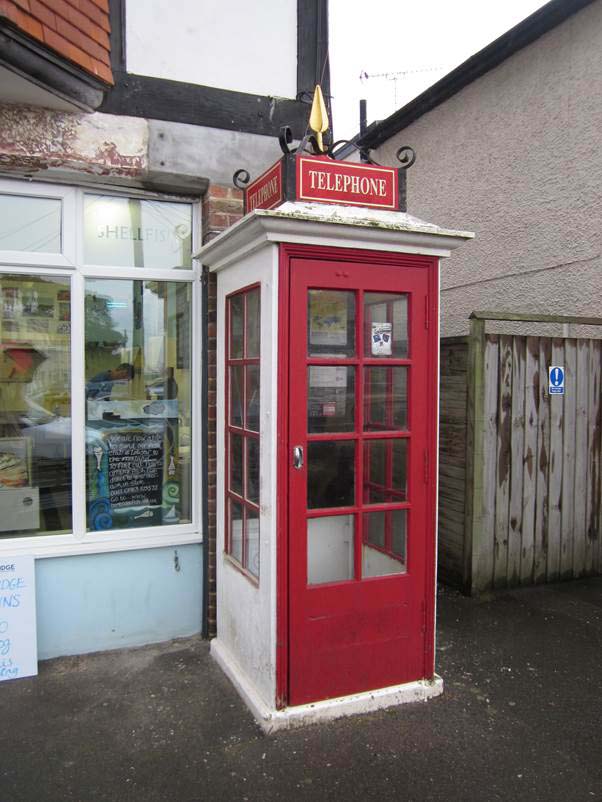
233, 169, 251, 190
233, 86, 416, 194
279, 126, 294, 155
396, 146, 416, 170
326, 139, 382, 166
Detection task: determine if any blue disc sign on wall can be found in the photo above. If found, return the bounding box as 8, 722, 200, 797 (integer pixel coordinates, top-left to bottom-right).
548, 366, 565, 395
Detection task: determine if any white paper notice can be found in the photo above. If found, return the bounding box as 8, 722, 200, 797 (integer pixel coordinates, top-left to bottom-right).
371, 322, 392, 356
0, 555, 38, 681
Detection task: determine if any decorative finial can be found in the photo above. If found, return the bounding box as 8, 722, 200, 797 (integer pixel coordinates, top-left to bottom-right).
309, 85, 329, 153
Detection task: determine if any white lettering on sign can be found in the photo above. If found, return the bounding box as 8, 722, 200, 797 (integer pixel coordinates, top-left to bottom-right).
297, 157, 398, 209
308, 170, 388, 198
0, 556, 37, 682
247, 177, 280, 211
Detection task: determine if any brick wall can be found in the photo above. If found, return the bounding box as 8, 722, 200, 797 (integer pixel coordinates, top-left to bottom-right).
0, 0, 113, 84
202, 183, 243, 637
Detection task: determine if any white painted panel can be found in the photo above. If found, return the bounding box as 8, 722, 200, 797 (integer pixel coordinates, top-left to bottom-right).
126, 0, 297, 99
216, 243, 278, 708
307, 515, 354, 585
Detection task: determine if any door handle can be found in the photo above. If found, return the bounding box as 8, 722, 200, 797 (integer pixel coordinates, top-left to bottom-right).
293, 446, 304, 470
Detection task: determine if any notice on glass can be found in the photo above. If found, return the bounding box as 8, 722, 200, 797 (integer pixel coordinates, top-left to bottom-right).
371, 322, 392, 356
0, 555, 37, 682
309, 292, 348, 346
106, 429, 164, 510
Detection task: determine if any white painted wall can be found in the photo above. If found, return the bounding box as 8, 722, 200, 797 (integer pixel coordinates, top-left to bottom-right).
126, 0, 297, 99
215, 244, 279, 708
374, 0, 602, 336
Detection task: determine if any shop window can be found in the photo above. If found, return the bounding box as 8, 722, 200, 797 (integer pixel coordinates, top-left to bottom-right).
0, 275, 71, 537
226, 286, 260, 579
84, 195, 192, 269
85, 279, 192, 531
0, 182, 197, 551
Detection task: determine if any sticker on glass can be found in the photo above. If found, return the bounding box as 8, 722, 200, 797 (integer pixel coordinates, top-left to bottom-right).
371, 323, 392, 356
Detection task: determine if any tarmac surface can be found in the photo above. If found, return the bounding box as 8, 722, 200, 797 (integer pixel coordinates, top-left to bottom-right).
2, 577, 601, 802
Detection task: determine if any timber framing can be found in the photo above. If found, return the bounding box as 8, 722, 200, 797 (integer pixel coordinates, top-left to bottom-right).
102, 0, 329, 139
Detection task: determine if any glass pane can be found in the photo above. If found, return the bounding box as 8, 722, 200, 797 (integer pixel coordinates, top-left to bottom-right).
230, 499, 243, 564
307, 441, 355, 509
246, 506, 260, 578
364, 293, 408, 358
85, 279, 192, 530
364, 367, 408, 431
229, 294, 244, 358
246, 289, 260, 358
362, 510, 407, 577
308, 290, 356, 357
230, 433, 243, 496
229, 365, 243, 427
308, 514, 354, 585
246, 437, 259, 504
0, 275, 71, 537
308, 366, 355, 433
245, 365, 260, 432
0, 195, 61, 253
84, 195, 192, 269
363, 439, 407, 504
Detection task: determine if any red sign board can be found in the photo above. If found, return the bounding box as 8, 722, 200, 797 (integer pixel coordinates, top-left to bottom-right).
297, 156, 398, 210
245, 161, 283, 212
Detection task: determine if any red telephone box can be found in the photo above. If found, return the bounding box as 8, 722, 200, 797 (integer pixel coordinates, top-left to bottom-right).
199, 175, 472, 731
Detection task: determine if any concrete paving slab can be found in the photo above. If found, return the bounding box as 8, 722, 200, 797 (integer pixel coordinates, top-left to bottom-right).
1, 578, 600, 802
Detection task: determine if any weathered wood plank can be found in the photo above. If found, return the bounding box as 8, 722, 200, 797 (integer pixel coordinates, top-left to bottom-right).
573, 339, 589, 576
494, 335, 513, 588
464, 319, 483, 593
520, 336, 539, 585
560, 340, 577, 579
594, 341, 602, 573
585, 340, 601, 573
470, 311, 602, 326
534, 338, 552, 583
508, 336, 526, 586
440, 343, 468, 376
546, 338, 564, 581
438, 338, 468, 588
473, 333, 499, 593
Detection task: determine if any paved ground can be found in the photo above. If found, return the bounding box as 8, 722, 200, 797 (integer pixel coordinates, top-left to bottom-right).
2, 578, 601, 802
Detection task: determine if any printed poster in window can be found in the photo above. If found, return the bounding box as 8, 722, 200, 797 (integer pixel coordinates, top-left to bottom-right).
309, 291, 348, 347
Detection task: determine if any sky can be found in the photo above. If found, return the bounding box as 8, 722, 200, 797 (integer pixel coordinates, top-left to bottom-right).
329, 0, 548, 141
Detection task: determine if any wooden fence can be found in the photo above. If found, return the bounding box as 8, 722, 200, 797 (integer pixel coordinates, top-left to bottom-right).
439, 312, 602, 594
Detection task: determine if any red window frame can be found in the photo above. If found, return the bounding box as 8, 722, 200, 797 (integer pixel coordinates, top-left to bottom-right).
361, 294, 409, 567
225, 283, 261, 580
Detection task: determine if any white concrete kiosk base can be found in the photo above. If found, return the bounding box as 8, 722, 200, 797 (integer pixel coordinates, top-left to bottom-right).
211, 638, 443, 734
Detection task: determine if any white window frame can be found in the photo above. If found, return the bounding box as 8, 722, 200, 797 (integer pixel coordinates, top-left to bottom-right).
0, 178, 77, 269
0, 178, 203, 558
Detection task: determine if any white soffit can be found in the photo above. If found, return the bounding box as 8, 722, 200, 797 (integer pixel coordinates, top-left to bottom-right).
0, 65, 81, 112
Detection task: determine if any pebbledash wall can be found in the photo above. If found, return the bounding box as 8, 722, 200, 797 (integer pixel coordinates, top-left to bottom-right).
0, 0, 327, 658
365, 0, 602, 337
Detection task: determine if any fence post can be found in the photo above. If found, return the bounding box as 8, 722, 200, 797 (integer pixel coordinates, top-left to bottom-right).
464, 315, 485, 594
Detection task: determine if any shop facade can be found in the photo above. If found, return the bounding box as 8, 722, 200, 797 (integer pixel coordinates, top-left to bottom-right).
0, 0, 329, 662
0, 176, 203, 657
